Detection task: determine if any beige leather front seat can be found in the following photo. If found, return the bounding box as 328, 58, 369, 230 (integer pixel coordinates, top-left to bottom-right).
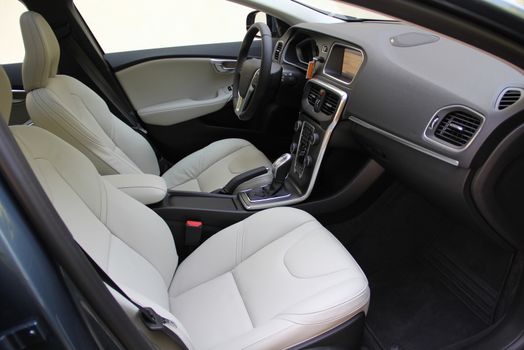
19, 11, 272, 193
1, 65, 370, 350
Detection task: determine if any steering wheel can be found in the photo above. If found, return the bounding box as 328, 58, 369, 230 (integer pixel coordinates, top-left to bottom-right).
233, 22, 273, 121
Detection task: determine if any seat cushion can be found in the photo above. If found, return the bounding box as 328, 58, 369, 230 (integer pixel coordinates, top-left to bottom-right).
162, 138, 272, 192
169, 207, 370, 350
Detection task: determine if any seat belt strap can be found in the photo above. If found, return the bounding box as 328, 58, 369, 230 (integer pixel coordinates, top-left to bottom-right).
77, 244, 189, 350
65, 37, 143, 131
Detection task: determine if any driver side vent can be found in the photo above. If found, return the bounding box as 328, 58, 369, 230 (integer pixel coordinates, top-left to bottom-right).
434, 110, 483, 147
307, 84, 340, 115
274, 41, 284, 61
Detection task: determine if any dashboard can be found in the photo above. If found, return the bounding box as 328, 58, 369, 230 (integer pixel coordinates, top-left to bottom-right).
274, 21, 524, 239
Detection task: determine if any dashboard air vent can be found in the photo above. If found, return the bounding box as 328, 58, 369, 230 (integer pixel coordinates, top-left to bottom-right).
306, 84, 340, 116
434, 111, 482, 147
497, 89, 522, 110
321, 91, 340, 115
307, 84, 321, 106
274, 41, 284, 61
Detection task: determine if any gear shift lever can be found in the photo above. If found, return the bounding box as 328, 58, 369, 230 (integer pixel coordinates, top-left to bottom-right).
266, 153, 293, 195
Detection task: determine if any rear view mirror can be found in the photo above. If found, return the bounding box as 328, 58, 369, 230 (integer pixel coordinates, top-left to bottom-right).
246, 10, 267, 37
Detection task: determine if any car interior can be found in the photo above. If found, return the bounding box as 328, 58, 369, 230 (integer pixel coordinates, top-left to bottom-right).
1, 0, 524, 349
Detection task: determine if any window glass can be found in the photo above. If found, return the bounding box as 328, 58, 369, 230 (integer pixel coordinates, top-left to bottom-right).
74, 0, 255, 53
0, 0, 27, 64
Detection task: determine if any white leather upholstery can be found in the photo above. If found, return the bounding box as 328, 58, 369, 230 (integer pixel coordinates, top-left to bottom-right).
103, 174, 167, 205
163, 138, 272, 192
20, 11, 60, 92
20, 11, 272, 192
170, 208, 370, 350
9, 123, 369, 349
0, 67, 11, 124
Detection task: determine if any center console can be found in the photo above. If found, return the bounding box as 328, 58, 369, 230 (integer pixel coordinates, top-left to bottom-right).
152, 77, 350, 249
239, 78, 348, 209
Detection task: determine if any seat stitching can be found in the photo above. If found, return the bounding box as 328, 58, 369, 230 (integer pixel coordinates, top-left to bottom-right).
166, 177, 196, 189
166, 143, 255, 188
231, 270, 255, 328
31, 93, 123, 174
276, 281, 369, 320
12, 133, 53, 201
223, 323, 295, 350
195, 143, 252, 177
17, 140, 113, 267
235, 224, 242, 265
170, 220, 317, 298
34, 89, 110, 147
32, 89, 142, 174
29, 155, 165, 285
24, 15, 46, 90
100, 178, 109, 224
237, 220, 317, 264
282, 229, 352, 279
240, 219, 246, 262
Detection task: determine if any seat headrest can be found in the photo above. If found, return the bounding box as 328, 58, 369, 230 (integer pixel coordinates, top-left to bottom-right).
0, 66, 12, 124
20, 11, 60, 92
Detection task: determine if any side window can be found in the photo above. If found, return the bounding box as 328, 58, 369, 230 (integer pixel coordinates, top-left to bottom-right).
0, 1, 27, 64
74, 0, 256, 54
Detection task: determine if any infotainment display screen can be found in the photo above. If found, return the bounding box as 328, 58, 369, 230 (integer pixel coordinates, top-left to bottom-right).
341, 48, 363, 81
324, 44, 364, 84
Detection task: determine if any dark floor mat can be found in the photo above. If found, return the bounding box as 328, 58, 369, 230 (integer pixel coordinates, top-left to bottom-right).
364, 258, 488, 350
326, 183, 516, 350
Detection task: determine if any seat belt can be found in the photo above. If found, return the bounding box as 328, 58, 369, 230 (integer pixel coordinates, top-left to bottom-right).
78, 244, 189, 350
64, 37, 146, 133
62, 36, 172, 172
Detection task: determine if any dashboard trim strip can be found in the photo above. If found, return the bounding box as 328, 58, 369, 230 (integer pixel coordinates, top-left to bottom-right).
348, 116, 460, 167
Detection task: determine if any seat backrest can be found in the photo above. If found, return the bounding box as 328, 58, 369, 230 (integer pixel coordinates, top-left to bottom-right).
2, 64, 191, 348
0, 66, 12, 125
12, 123, 178, 307
20, 11, 160, 176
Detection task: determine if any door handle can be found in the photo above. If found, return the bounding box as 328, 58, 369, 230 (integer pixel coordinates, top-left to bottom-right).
211, 59, 237, 73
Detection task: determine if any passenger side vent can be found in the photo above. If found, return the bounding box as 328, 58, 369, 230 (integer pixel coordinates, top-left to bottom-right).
306, 83, 340, 116
321, 91, 340, 115
497, 89, 522, 110
274, 41, 284, 61
433, 111, 483, 147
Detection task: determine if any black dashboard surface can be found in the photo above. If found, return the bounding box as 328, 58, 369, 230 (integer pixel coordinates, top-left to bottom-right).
275, 20, 524, 240
278, 21, 524, 169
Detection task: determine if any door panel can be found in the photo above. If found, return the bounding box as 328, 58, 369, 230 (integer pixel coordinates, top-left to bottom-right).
116, 58, 234, 126
104, 40, 296, 164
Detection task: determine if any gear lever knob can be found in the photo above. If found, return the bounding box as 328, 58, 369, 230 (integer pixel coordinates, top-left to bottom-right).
272, 153, 293, 182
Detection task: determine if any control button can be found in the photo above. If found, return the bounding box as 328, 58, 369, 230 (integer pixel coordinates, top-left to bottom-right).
304, 156, 313, 168
290, 142, 297, 153
310, 133, 320, 145
294, 120, 302, 132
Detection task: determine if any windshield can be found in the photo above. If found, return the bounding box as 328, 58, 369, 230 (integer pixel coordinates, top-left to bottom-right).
293, 0, 394, 21
483, 0, 524, 19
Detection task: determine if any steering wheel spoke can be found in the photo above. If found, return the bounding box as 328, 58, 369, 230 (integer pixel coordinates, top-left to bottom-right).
232, 23, 273, 121
234, 69, 259, 116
